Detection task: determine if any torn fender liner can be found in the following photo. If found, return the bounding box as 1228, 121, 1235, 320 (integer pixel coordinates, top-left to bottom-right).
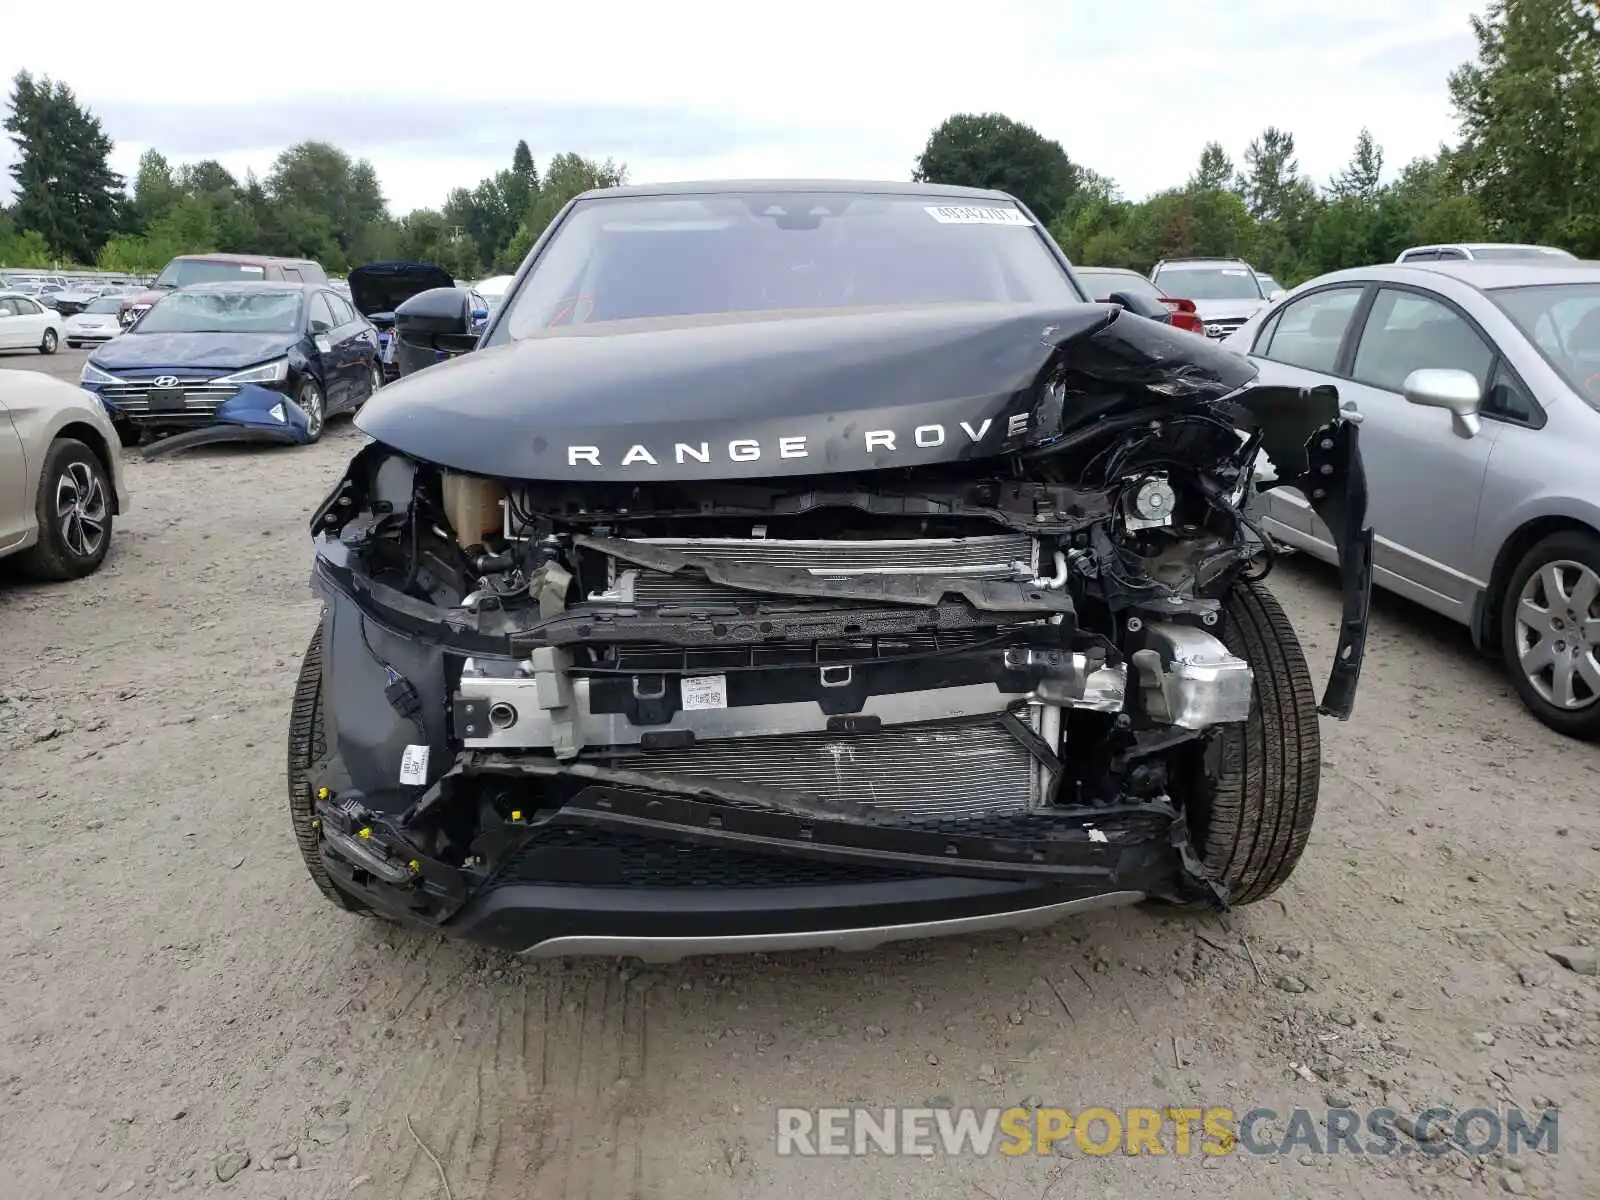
1234, 383, 1373, 719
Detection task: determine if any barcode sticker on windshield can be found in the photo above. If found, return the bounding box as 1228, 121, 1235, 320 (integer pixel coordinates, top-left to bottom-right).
925, 205, 1032, 226
681, 674, 728, 711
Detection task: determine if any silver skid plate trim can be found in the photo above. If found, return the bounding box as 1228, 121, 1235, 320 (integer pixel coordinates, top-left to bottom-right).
519, 891, 1146, 960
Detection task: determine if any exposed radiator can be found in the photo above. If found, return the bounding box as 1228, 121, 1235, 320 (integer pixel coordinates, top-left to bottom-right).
604, 712, 1046, 820
606, 534, 1037, 607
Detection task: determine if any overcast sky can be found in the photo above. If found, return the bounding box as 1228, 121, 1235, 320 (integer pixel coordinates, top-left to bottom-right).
3, 0, 1483, 215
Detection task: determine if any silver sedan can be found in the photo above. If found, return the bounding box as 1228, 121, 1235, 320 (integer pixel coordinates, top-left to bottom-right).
1223, 260, 1600, 739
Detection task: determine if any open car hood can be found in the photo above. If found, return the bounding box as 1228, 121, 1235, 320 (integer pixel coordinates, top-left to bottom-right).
348, 261, 455, 319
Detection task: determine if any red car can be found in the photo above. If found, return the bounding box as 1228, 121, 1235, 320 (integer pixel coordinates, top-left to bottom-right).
1073, 266, 1206, 335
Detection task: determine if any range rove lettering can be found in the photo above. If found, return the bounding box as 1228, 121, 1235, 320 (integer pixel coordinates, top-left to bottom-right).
566, 416, 1029, 468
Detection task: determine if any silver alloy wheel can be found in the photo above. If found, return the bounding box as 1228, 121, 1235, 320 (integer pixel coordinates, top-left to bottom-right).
299, 381, 324, 437
55, 460, 108, 559
369, 362, 382, 396
1513, 558, 1600, 710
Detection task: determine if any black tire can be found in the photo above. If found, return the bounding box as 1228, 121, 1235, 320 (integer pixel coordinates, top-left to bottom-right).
16, 438, 114, 581
1178, 578, 1321, 905
295, 377, 326, 442
39, 327, 58, 354
364, 359, 383, 401
1498, 531, 1600, 740
287, 620, 371, 913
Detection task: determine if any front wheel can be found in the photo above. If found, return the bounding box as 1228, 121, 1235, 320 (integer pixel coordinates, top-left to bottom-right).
39, 327, 58, 354
1175, 578, 1321, 905
16, 438, 113, 580
1500, 531, 1600, 739
294, 377, 325, 442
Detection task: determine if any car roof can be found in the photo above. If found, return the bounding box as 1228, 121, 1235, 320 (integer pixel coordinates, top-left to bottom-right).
176, 280, 317, 294
172, 252, 318, 265
1306, 260, 1600, 293
1154, 259, 1252, 269
571, 178, 1020, 203
1405, 242, 1569, 253
1075, 265, 1143, 274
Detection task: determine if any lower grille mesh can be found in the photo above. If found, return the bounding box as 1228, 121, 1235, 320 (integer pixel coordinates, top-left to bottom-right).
501, 828, 921, 888
600, 716, 1038, 820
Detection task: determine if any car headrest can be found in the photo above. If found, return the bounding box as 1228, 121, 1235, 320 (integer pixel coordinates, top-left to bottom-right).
1568, 307, 1600, 351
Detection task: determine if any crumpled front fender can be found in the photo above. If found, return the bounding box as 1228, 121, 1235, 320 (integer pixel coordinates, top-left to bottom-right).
1233, 383, 1374, 719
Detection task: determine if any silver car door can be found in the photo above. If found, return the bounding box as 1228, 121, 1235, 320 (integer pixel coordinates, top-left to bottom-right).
1336, 284, 1499, 621
1241, 283, 1369, 545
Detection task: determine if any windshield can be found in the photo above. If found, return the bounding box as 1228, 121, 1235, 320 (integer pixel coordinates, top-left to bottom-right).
1471, 246, 1575, 262
501, 192, 1081, 335
1491, 283, 1600, 408
1257, 276, 1282, 292
155, 259, 270, 289
1152, 266, 1264, 300
1074, 269, 1162, 301
83, 297, 122, 314
134, 289, 303, 335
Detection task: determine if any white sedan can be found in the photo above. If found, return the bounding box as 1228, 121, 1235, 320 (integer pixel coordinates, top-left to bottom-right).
62, 296, 124, 348
0, 291, 64, 354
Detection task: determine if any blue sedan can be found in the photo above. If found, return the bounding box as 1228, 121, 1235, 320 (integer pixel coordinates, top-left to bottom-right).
79, 281, 382, 454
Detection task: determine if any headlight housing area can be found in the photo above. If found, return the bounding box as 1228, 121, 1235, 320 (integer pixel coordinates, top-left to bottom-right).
216, 358, 290, 386
80, 361, 117, 386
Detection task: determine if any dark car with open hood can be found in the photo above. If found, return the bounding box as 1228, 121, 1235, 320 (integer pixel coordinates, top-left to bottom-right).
290, 181, 1374, 960
347, 260, 489, 381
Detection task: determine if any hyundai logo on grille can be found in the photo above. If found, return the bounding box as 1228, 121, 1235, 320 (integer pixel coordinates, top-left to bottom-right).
151, 376, 180, 388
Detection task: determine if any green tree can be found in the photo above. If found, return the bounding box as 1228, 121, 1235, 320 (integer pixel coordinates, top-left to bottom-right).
912, 113, 1080, 225
265, 141, 390, 262
498, 152, 627, 270
1448, 0, 1600, 254
1189, 142, 1235, 192
1329, 128, 1384, 201
4, 71, 125, 263
131, 148, 182, 225
1237, 126, 1303, 222
395, 208, 481, 279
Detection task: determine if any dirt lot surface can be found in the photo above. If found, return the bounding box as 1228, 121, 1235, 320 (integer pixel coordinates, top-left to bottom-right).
3, 348, 1599, 1199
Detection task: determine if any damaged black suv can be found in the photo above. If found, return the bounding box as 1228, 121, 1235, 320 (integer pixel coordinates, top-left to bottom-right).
289, 181, 1374, 959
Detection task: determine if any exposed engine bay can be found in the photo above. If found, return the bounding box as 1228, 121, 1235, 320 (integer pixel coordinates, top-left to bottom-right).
297, 303, 1373, 948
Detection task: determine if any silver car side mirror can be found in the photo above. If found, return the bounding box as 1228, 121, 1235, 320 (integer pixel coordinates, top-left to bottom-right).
1402, 367, 1483, 439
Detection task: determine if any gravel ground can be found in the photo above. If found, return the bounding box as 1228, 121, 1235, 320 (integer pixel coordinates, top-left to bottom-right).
2, 348, 1599, 1199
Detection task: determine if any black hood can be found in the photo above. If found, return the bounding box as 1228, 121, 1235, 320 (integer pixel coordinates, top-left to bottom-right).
348, 261, 455, 318
355, 302, 1258, 482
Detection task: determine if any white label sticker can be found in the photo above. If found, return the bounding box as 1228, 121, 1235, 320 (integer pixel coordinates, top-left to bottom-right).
924, 205, 1032, 226
315, 336, 332, 354
680, 674, 728, 711
399, 744, 430, 785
